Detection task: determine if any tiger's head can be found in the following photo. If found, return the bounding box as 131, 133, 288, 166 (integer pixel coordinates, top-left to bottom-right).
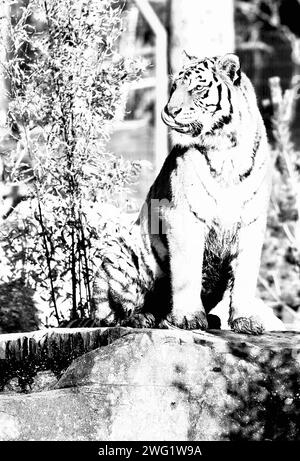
161, 53, 242, 139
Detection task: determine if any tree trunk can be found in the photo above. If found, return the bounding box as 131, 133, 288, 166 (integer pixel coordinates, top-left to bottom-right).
169, 0, 235, 73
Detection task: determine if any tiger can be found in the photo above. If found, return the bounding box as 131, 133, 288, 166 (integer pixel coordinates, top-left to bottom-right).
92, 52, 284, 335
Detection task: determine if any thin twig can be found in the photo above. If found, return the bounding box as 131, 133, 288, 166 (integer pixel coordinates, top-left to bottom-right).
258, 275, 280, 302
79, 215, 92, 315
37, 199, 59, 323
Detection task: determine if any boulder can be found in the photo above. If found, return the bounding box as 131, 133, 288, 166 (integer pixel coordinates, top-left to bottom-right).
0, 327, 300, 440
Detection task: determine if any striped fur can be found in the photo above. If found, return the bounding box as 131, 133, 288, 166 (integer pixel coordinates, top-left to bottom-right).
92, 53, 278, 334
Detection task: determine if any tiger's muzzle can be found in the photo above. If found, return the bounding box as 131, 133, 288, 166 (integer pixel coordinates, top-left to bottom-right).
161, 106, 192, 133
161, 106, 203, 136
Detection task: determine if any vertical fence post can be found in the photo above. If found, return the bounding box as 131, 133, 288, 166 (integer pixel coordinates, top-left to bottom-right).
133, 0, 169, 173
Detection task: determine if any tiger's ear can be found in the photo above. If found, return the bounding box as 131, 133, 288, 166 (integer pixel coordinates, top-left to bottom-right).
217, 54, 241, 85
182, 50, 198, 65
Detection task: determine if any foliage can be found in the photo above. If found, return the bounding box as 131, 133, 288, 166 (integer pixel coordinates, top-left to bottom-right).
0, 0, 146, 327
0, 278, 39, 333
259, 76, 300, 317
236, 0, 300, 62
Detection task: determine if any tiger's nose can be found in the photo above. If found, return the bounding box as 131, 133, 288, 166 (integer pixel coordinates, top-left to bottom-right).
168, 106, 182, 118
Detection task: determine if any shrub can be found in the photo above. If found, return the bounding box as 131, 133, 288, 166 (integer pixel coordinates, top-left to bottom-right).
0, 0, 145, 327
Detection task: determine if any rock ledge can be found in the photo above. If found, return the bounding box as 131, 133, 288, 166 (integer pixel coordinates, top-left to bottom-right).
0, 327, 299, 440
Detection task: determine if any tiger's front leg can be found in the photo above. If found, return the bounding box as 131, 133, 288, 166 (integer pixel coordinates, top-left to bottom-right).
229, 216, 267, 335
165, 208, 207, 330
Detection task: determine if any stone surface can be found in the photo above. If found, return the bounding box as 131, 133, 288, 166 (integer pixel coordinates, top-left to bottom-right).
0, 327, 300, 440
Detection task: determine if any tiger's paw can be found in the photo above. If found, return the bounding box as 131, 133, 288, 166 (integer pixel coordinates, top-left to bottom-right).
157, 319, 178, 329
230, 316, 265, 335
122, 312, 156, 329
169, 311, 208, 331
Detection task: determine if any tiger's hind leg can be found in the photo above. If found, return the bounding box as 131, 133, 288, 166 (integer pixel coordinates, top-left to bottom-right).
92, 254, 146, 326
121, 276, 171, 329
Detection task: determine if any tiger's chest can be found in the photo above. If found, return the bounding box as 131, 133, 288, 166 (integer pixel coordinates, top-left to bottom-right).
172, 146, 260, 229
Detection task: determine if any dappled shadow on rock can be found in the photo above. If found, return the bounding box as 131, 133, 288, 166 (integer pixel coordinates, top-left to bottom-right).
217, 332, 300, 440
